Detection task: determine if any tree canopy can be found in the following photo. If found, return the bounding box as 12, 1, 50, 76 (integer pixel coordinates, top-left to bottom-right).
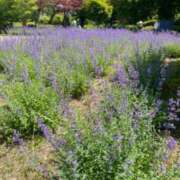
0, 0, 179, 30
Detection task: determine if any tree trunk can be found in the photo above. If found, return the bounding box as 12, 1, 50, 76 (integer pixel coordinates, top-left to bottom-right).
35, 9, 41, 26
49, 10, 57, 24
22, 20, 27, 27
62, 12, 71, 27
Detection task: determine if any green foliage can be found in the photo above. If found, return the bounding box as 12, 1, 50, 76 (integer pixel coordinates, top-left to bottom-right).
174, 25, 180, 32
110, 0, 179, 25
0, 0, 15, 32
125, 24, 139, 31
0, 81, 60, 141
129, 47, 165, 94
52, 14, 63, 25
54, 87, 164, 179
162, 60, 180, 99
156, 0, 180, 20
164, 44, 180, 58
14, 0, 38, 25
77, 0, 112, 26
56, 65, 90, 99
39, 14, 50, 24
110, 0, 156, 24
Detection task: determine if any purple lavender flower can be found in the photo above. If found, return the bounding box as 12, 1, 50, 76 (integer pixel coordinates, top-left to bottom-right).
162, 122, 176, 130
162, 153, 169, 161
157, 64, 169, 91
36, 164, 49, 177
160, 164, 166, 173
168, 96, 180, 122
21, 66, 30, 84
155, 99, 163, 112
59, 99, 74, 119
13, 130, 24, 145
48, 73, 60, 95
112, 134, 123, 142
94, 67, 103, 76
37, 118, 66, 150
112, 66, 129, 87
167, 137, 176, 151
37, 118, 53, 142
128, 65, 140, 88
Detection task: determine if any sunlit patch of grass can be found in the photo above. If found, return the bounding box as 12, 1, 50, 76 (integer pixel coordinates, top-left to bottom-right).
0, 137, 54, 179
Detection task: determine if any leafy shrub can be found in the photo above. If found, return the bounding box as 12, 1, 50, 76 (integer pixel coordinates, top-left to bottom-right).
174, 25, 180, 32
56, 65, 90, 99
84, 20, 97, 29
125, 24, 139, 31
129, 47, 165, 95
27, 22, 36, 27
52, 14, 63, 25
164, 43, 180, 58
0, 81, 59, 141
39, 15, 49, 24
78, 0, 113, 26
45, 87, 164, 179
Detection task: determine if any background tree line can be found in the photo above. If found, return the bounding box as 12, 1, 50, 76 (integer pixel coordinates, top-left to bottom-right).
0, 0, 180, 32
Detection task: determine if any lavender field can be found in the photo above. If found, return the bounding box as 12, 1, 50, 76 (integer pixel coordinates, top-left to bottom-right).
0, 28, 180, 179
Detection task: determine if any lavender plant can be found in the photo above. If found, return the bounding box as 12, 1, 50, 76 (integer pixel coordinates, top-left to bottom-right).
0, 81, 60, 141
36, 86, 167, 179
0, 28, 179, 178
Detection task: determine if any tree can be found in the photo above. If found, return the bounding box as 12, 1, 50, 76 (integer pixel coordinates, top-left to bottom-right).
14, 0, 38, 26
56, 0, 83, 26
110, 0, 156, 24
0, 0, 15, 33
77, 0, 112, 27
156, 0, 180, 20
37, 0, 83, 26
110, 0, 180, 25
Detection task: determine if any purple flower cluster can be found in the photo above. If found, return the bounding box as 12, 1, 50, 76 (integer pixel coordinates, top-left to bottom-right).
37, 118, 66, 150
157, 63, 169, 91
168, 91, 180, 122
167, 137, 177, 151
128, 65, 140, 89
13, 130, 24, 145
112, 65, 129, 87
160, 137, 177, 173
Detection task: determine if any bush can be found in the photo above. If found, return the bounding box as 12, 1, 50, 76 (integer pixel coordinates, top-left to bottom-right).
56, 65, 90, 99
39, 15, 49, 24
52, 14, 63, 25
84, 21, 97, 29
174, 25, 180, 32
77, 0, 113, 26
130, 47, 164, 94
51, 87, 164, 179
27, 22, 36, 27
0, 81, 59, 141
125, 24, 139, 31
164, 44, 180, 58
142, 25, 154, 31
